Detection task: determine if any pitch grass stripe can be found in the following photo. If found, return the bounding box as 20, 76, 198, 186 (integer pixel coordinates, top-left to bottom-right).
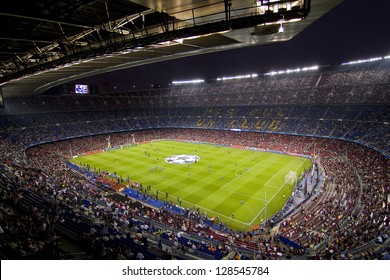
220, 189, 265, 202
262, 159, 307, 168
220, 160, 265, 191
220, 161, 282, 196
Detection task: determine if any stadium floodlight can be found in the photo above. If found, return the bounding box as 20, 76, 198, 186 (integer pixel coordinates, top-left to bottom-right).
341, 56, 383, 65
217, 73, 258, 81
172, 79, 205, 85
384, 55, 390, 60
265, 65, 318, 76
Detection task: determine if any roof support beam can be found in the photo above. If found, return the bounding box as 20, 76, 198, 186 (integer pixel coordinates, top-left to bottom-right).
0, 52, 26, 55
0, 12, 92, 29
0, 37, 56, 44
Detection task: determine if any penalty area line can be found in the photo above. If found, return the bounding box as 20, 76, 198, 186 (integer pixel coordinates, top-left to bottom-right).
250, 158, 308, 225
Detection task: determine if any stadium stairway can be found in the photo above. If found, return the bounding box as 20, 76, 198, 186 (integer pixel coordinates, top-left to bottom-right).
282, 175, 339, 248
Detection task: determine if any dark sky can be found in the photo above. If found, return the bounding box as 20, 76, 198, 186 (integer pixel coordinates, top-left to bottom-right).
79, 0, 390, 89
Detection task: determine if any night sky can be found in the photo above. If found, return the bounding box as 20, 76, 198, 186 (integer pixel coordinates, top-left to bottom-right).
79, 0, 390, 89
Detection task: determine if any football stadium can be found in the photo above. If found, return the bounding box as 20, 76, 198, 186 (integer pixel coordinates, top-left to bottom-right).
0, 0, 389, 263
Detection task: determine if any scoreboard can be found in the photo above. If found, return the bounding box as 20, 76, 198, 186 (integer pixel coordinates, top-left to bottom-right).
75, 84, 89, 94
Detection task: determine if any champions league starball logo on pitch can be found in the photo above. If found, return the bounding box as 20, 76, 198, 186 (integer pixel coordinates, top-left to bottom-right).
165, 154, 200, 165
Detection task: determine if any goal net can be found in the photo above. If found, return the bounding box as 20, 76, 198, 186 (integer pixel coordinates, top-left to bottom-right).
285, 171, 297, 186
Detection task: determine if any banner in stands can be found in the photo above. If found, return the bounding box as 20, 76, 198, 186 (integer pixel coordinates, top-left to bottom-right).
279, 235, 304, 250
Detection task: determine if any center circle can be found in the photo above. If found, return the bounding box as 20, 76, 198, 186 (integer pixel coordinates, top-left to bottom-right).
165, 154, 200, 165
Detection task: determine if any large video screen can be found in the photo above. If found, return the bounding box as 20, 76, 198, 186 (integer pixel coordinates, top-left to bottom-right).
75, 84, 89, 94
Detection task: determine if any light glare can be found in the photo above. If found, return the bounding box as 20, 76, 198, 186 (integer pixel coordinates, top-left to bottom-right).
265, 65, 318, 76
341, 56, 383, 65
172, 79, 204, 85
217, 74, 258, 81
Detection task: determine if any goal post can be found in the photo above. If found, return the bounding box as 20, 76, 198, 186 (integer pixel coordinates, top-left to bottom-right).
285, 171, 297, 186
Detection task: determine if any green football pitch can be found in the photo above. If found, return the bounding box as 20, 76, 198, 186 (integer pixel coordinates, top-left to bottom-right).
70, 140, 312, 231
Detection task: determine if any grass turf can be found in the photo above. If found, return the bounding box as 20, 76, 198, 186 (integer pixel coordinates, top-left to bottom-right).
70, 140, 312, 231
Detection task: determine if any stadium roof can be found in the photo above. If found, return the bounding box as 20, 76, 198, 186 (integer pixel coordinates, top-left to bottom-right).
0, 0, 343, 97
